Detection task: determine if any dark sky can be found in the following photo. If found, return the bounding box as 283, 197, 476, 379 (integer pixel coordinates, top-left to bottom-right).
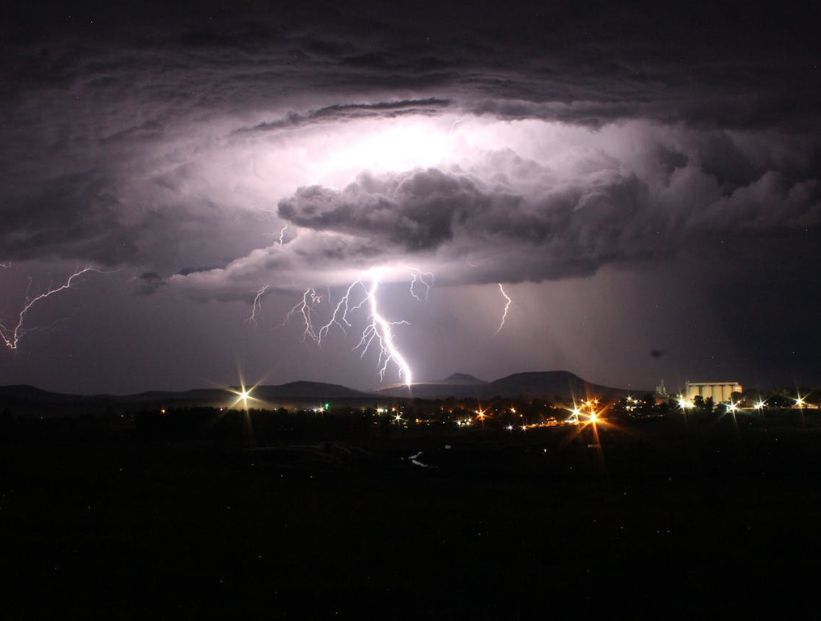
1, 0, 819, 394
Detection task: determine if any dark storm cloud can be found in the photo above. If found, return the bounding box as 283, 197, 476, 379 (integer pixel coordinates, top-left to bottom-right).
1, 0, 820, 392
277, 165, 647, 262
0, 0, 818, 280
136, 272, 164, 295
276, 149, 820, 284
278, 170, 482, 252
5, 1, 818, 130
236, 99, 451, 135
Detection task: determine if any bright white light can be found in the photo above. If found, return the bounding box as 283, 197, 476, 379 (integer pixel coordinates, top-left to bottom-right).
241, 114, 585, 196
263, 116, 468, 189
229, 380, 256, 410
317, 121, 454, 178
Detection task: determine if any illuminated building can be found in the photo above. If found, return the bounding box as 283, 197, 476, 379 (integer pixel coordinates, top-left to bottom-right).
685, 381, 743, 403
655, 379, 669, 399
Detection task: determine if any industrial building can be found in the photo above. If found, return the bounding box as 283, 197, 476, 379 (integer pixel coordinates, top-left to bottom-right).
685, 381, 743, 403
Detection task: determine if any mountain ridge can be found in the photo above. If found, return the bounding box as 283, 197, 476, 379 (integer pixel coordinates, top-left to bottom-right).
378, 370, 640, 400
440, 373, 487, 385
0, 371, 644, 415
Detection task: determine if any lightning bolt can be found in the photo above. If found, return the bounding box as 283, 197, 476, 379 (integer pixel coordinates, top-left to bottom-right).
1, 267, 97, 351
408, 269, 434, 303
247, 285, 271, 325
317, 280, 362, 343
354, 274, 413, 386
494, 283, 512, 335
284, 288, 322, 341
247, 226, 293, 324
276, 269, 417, 386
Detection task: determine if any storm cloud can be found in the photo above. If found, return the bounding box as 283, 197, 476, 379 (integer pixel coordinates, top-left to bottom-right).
1, 0, 820, 390
2, 1, 818, 281
267, 132, 819, 285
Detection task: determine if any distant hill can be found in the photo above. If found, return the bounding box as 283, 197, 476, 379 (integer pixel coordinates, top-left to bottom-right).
0, 381, 375, 417
0, 385, 92, 407
483, 371, 627, 400
0, 372, 644, 416
440, 373, 487, 385
379, 370, 639, 401
373, 372, 488, 399
252, 381, 369, 400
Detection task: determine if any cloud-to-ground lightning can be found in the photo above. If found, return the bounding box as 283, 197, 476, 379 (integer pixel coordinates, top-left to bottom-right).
354, 274, 413, 386
255, 265, 510, 387
494, 283, 512, 335
0, 267, 97, 351
273, 269, 419, 386
277, 225, 288, 246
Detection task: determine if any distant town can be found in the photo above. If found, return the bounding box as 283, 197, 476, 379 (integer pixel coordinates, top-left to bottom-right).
1, 371, 817, 426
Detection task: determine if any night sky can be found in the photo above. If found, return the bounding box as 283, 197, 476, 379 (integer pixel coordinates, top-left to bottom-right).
1, 0, 819, 394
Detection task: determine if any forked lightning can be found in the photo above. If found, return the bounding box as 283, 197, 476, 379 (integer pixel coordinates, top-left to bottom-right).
1, 267, 97, 351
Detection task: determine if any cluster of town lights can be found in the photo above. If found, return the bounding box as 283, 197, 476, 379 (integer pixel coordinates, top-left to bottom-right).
219, 381, 810, 426
568, 398, 604, 427
676, 392, 809, 412
676, 396, 695, 411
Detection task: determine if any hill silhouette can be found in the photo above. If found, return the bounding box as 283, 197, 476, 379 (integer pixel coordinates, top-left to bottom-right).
0, 371, 642, 416
0, 381, 374, 416
440, 373, 487, 385
378, 370, 638, 400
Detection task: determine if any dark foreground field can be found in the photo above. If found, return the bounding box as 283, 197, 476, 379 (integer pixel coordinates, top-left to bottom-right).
3, 411, 821, 618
